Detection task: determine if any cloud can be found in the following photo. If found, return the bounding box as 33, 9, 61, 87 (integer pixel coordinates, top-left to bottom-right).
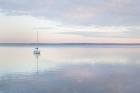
60, 31, 140, 39
0, 0, 140, 25
57, 25, 140, 39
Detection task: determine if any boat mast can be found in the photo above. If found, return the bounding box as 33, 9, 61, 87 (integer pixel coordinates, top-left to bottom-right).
36, 31, 39, 48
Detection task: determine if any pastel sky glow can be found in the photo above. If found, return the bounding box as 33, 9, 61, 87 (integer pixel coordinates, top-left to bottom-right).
0, 0, 140, 43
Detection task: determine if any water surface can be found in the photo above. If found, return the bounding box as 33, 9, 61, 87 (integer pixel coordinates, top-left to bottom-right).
0, 45, 140, 93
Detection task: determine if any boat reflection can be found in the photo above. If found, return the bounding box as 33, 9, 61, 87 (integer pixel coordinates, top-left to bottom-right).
33, 48, 40, 74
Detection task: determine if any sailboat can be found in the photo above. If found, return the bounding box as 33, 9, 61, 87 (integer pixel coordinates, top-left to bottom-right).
34, 31, 40, 55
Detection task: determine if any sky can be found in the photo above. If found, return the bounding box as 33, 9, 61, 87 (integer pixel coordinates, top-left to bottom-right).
0, 0, 140, 43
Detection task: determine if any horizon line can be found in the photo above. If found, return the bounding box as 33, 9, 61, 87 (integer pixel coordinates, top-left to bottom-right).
0, 43, 140, 45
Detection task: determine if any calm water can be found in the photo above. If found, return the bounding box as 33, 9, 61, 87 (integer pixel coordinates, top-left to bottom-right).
0, 45, 140, 93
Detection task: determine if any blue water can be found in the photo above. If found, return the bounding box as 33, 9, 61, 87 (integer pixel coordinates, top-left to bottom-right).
0, 45, 140, 93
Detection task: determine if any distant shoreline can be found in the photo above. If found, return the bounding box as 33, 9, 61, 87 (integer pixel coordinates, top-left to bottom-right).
0, 43, 140, 46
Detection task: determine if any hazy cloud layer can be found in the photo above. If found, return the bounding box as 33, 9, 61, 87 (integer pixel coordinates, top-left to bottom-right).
0, 13, 139, 43
60, 30, 140, 39
0, 0, 140, 25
